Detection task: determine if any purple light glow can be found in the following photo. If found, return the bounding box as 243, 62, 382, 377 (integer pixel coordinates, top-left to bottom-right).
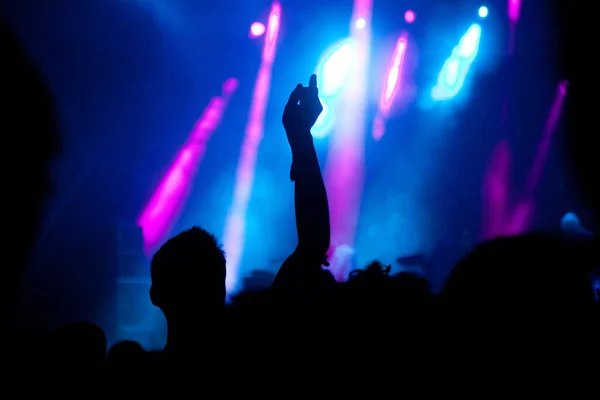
250, 22, 266, 37
138, 78, 238, 255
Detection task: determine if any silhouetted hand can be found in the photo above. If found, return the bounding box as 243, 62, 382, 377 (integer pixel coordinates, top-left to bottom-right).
282, 74, 323, 145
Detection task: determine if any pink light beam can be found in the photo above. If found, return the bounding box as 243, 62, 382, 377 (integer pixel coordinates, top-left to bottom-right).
507, 0, 521, 55
380, 35, 407, 117
508, 0, 521, 22
482, 80, 567, 238
324, 0, 373, 280
523, 80, 568, 198
138, 78, 238, 255
373, 34, 408, 141
482, 139, 512, 239
222, 1, 281, 293
506, 80, 568, 234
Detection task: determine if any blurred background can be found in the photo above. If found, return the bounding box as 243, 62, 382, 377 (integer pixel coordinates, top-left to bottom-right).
1, 0, 576, 348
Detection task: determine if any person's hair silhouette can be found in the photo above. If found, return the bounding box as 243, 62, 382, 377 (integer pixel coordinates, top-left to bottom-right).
149, 226, 226, 353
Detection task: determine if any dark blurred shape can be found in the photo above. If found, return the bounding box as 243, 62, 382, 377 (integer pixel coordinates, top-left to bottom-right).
555, 1, 598, 223
440, 233, 596, 319
0, 18, 60, 323
107, 340, 145, 369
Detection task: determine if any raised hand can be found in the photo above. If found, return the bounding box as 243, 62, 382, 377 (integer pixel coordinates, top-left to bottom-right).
304, 74, 323, 129
274, 75, 332, 293
282, 74, 323, 137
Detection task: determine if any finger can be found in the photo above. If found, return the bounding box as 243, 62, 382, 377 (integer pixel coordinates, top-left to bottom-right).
307, 74, 318, 98
309, 74, 317, 89
285, 84, 303, 115
307, 74, 319, 97
287, 84, 303, 105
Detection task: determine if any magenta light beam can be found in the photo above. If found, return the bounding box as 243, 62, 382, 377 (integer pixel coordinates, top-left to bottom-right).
324, 0, 373, 280
505, 80, 568, 234
507, 0, 521, 55
373, 33, 408, 140
138, 78, 238, 255
380, 35, 407, 117
524, 80, 568, 197
482, 139, 512, 239
223, 2, 281, 293
482, 81, 567, 238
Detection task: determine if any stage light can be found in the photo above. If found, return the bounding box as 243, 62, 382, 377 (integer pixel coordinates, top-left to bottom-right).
379, 36, 408, 117
456, 24, 482, 58
478, 6, 488, 18
431, 24, 481, 101
316, 38, 354, 98
404, 10, 415, 24
250, 22, 265, 37
355, 18, 366, 29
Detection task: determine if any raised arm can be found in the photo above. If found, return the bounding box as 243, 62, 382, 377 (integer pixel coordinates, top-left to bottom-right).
272, 75, 331, 292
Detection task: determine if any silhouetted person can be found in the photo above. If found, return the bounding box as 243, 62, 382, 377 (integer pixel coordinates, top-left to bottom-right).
438, 233, 598, 384
324, 261, 435, 380
440, 233, 595, 317
344, 260, 434, 318
440, 234, 596, 358
149, 226, 226, 356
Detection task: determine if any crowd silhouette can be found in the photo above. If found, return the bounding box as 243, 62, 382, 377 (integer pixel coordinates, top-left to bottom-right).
1, 12, 598, 393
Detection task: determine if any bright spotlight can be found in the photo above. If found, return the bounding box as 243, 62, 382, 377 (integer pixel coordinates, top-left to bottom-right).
478, 6, 488, 18
316, 38, 355, 98
404, 10, 415, 24
355, 18, 366, 29
431, 24, 481, 101
250, 22, 265, 37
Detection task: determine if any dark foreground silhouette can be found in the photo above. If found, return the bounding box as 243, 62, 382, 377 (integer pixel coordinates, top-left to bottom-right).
1, 11, 598, 394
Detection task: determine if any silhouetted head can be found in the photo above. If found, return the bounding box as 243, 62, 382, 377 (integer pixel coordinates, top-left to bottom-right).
107, 340, 145, 367
440, 233, 596, 321
346, 261, 433, 308
344, 261, 396, 309
349, 260, 392, 284
339, 261, 434, 349
150, 226, 226, 319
